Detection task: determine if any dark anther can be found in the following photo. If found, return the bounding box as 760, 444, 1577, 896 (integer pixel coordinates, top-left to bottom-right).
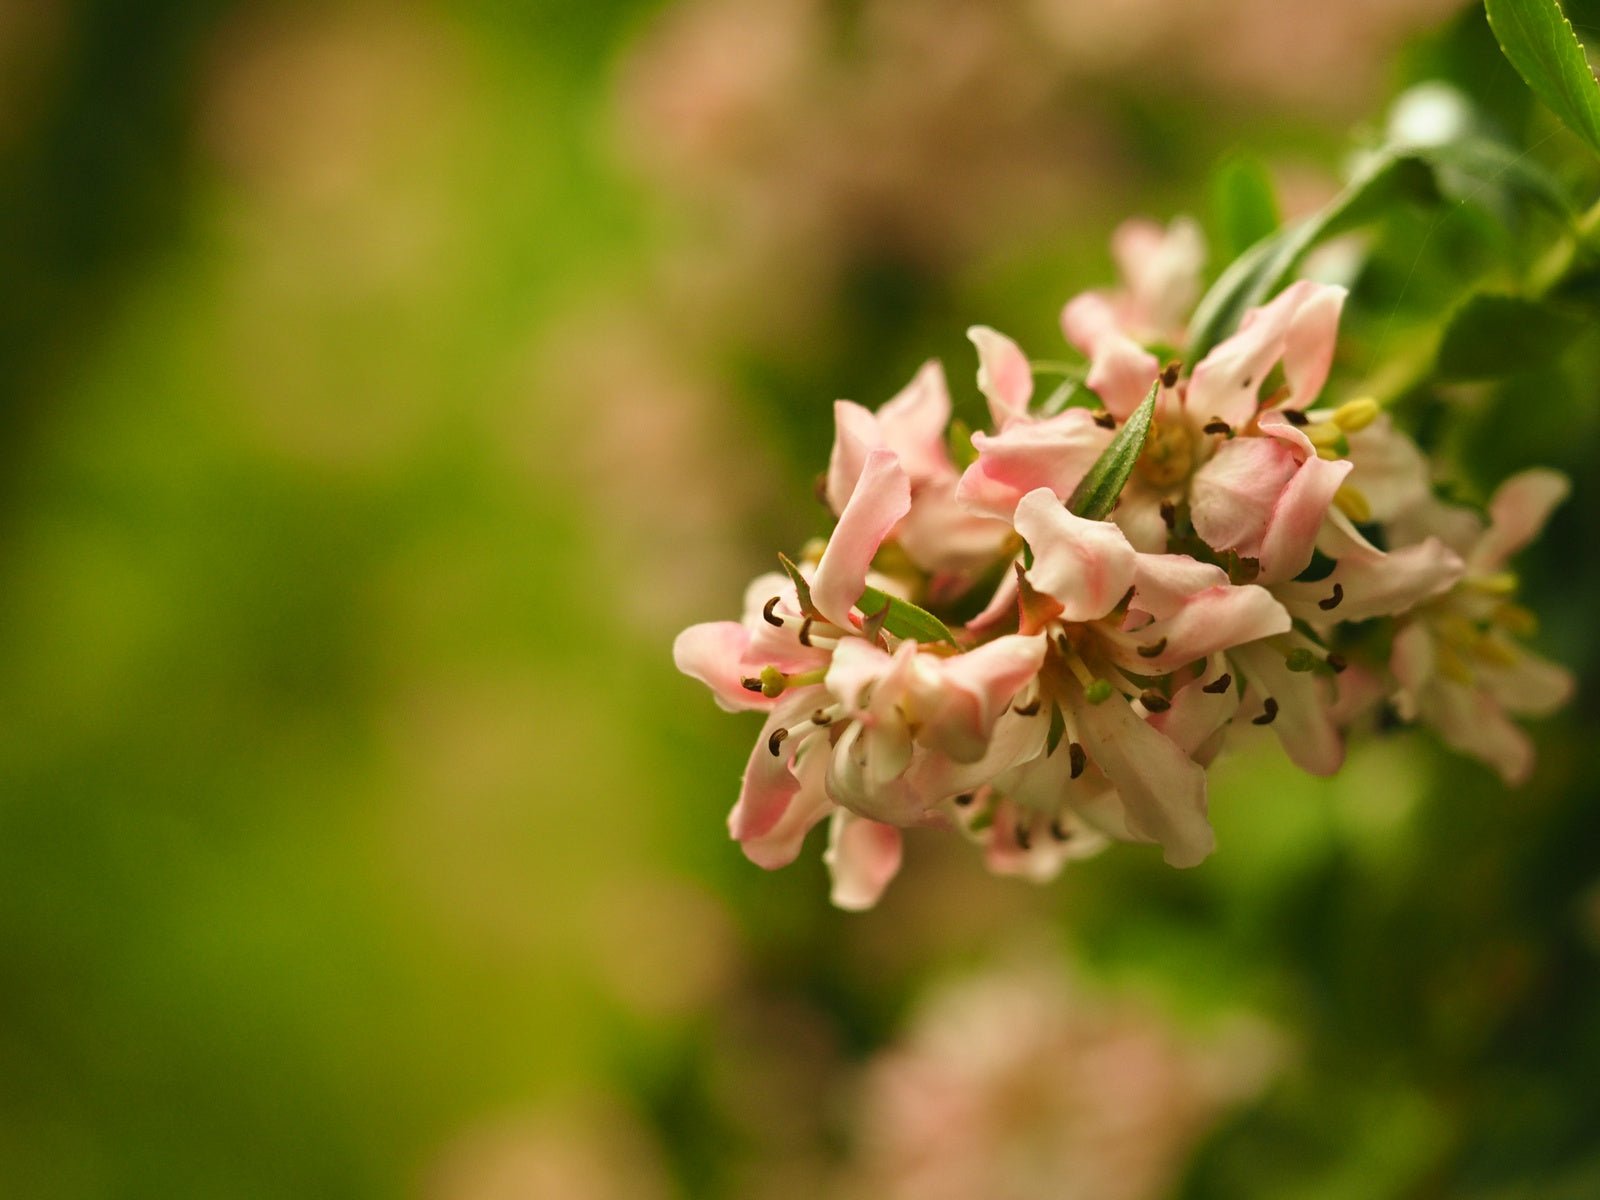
1137, 637, 1168, 659
1202, 417, 1232, 436
954, 792, 975, 807
1326, 652, 1348, 674
1139, 689, 1172, 713
1252, 698, 1279, 726
1093, 411, 1116, 429
1318, 582, 1345, 611
1202, 672, 1233, 695
798, 617, 815, 646
741, 677, 764, 692
1050, 820, 1074, 842
767, 727, 790, 756
1159, 500, 1177, 531
1160, 361, 1182, 388
1283, 409, 1309, 426
762, 596, 784, 626
811, 708, 832, 726
1117, 585, 1136, 610
1054, 632, 1072, 657
1015, 823, 1033, 851
1068, 742, 1087, 779
1241, 375, 1254, 389
1013, 697, 1041, 716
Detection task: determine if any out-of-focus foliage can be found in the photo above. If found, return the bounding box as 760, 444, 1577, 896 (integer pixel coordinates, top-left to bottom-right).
0, 1, 1596, 1198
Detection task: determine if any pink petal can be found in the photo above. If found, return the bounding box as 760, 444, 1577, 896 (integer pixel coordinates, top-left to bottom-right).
1060, 293, 1161, 418
1187, 281, 1346, 429
1255, 450, 1352, 585
876, 360, 955, 481
825, 811, 904, 911
957, 409, 1112, 520
1342, 415, 1431, 522
824, 399, 885, 516
968, 326, 1033, 428
1277, 538, 1463, 625
1113, 487, 1172, 553
1128, 553, 1230, 620
1071, 689, 1214, 867
920, 633, 1047, 762
1013, 488, 1138, 622
1189, 437, 1299, 559
894, 478, 1012, 575
739, 743, 835, 869
1109, 583, 1289, 674
1231, 642, 1343, 776
673, 620, 770, 712
1419, 677, 1534, 786
812, 448, 911, 628
1150, 656, 1239, 764
966, 559, 1022, 631
1480, 648, 1574, 717
1473, 469, 1570, 573
728, 689, 824, 844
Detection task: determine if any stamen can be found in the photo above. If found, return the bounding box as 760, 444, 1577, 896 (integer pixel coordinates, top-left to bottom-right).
1013, 697, 1042, 716
762, 596, 784, 626
954, 792, 975, 807
1241, 375, 1254, 389
1117, 585, 1136, 610
1069, 741, 1086, 779
1050, 819, 1074, 842
1202, 417, 1232, 436
767, 727, 789, 756
1466, 571, 1519, 597
1093, 411, 1116, 429
798, 617, 815, 646
1137, 636, 1169, 659
1160, 361, 1183, 388
1159, 500, 1177, 531
1139, 689, 1172, 712
1326, 653, 1347, 674
1333, 485, 1371, 524
1331, 397, 1380, 432
1283, 409, 1309, 426
1285, 648, 1317, 673
811, 708, 832, 726
1252, 698, 1279, 726
1085, 680, 1114, 705
1015, 822, 1033, 851
1202, 673, 1232, 694
1318, 582, 1344, 611
741, 677, 764, 693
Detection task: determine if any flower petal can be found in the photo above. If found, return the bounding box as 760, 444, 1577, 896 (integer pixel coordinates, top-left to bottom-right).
673, 620, 770, 712
876, 359, 955, 481
1188, 436, 1299, 559
1150, 656, 1239, 764
956, 409, 1111, 520
739, 742, 835, 869
824, 399, 885, 516
1231, 641, 1343, 776
812, 447, 911, 628
918, 633, 1047, 762
1480, 647, 1574, 717
1071, 688, 1215, 867
728, 688, 825, 844
1013, 488, 1138, 622
1277, 538, 1463, 625
968, 326, 1033, 428
825, 810, 904, 911
1187, 281, 1346, 428
1110, 583, 1289, 674
1472, 468, 1570, 573
1060, 293, 1161, 418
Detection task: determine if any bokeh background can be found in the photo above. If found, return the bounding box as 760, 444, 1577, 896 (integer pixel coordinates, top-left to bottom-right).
2, 1, 1598, 1196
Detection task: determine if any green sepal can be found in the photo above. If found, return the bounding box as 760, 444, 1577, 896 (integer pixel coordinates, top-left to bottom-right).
1065, 380, 1158, 521
856, 586, 959, 646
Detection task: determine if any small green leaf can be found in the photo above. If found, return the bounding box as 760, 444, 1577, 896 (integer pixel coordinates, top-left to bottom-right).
1435, 292, 1589, 380
1486, 0, 1600, 156
1210, 154, 1280, 261
856, 586, 959, 645
1065, 380, 1158, 521
777, 552, 822, 619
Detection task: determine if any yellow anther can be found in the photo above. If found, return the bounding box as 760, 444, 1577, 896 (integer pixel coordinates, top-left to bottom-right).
1436, 641, 1475, 686
1315, 444, 1343, 461
1333, 484, 1372, 525
1473, 635, 1521, 668
1331, 397, 1381, 433
1465, 571, 1519, 597
1495, 602, 1539, 639
1302, 420, 1347, 448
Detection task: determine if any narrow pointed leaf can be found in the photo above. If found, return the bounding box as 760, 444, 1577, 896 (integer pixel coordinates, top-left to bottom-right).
777, 552, 823, 620
1486, 0, 1600, 156
1065, 381, 1158, 521
856, 586, 958, 645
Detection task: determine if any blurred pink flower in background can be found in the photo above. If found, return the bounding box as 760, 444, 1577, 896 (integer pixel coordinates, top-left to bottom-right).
841, 961, 1282, 1200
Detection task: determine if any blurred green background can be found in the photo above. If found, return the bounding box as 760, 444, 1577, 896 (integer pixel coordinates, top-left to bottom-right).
2, 1, 1597, 1196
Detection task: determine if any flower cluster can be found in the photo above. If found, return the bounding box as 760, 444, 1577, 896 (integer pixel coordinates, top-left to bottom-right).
674, 219, 1573, 910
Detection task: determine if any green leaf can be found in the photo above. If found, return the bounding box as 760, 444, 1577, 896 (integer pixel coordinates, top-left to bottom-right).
856, 586, 958, 645
1486, 0, 1600, 156
1187, 135, 1566, 361
777, 552, 822, 619
1435, 292, 1589, 379
1210, 154, 1280, 261
1065, 380, 1158, 521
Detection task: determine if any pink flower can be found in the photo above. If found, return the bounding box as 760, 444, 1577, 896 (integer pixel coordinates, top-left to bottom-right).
1387, 470, 1574, 784
960, 489, 1291, 868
